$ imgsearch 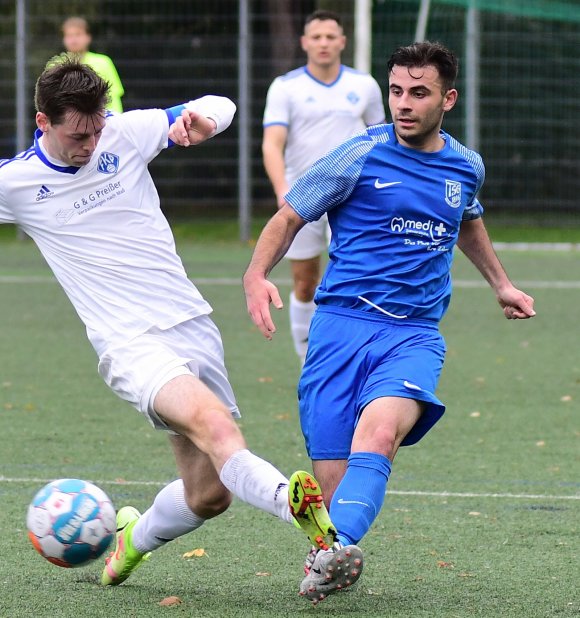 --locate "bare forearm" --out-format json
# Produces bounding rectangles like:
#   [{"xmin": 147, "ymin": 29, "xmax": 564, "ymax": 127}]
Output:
[
  {"xmin": 244, "ymin": 205, "xmax": 303, "ymax": 281},
  {"xmin": 457, "ymin": 218, "xmax": 511, "ymax": 292},
  {"xmin": 243, "ymin": 205, "xmax": 307, "ymax": 338},
  {"xmin": 262, "ymin": 146, "xmax": 288, "ymax": 202}
]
